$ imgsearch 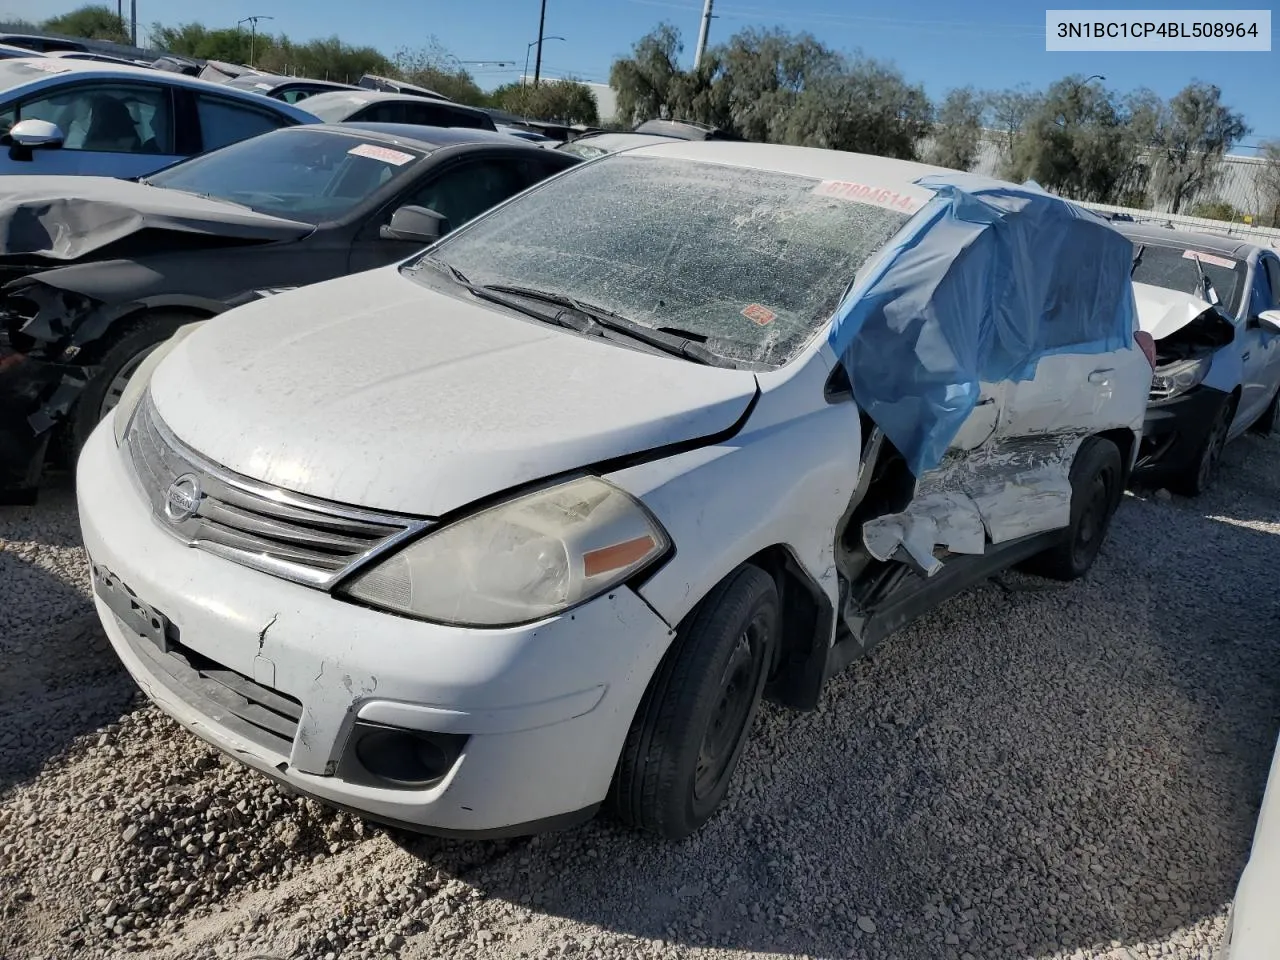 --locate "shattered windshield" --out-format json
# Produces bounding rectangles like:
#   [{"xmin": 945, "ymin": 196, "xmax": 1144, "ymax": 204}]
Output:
[
  {"xmin": 411, "ymin": 154, "xmax": 913, "ymax": 366},
  {"xmin": 1130, "ymin": 242, "xmax": 1247, "ymax": 317},
  {"xmin": 146, "ymin": 128, "xmax": 423, "ymax": 224}
]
